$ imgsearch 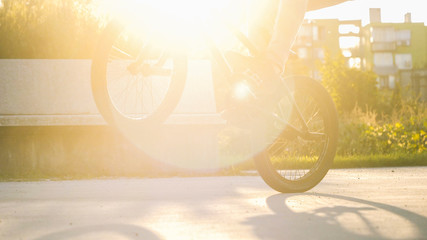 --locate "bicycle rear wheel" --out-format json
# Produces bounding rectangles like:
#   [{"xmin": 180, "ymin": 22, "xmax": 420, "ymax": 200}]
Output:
[
  {"xmin": 255, "ymin": 76, "xmax": 338, "ymax": 193},
  {"xmin": 91, "ymin": 20, "xmax": 187, "ymax": 127}
]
